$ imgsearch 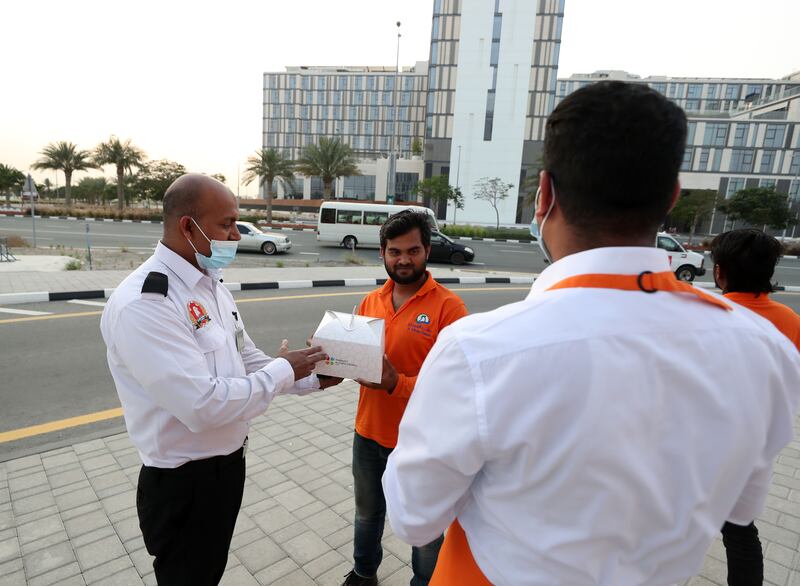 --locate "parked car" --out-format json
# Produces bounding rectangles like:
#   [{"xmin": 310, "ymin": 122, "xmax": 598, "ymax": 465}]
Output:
[
  {"xmin": 429, "ymin": 231, "xmax": 475, "ymax": 265},
  {"xmin": 656, "ymin": 232, "xmax": 706, "ymax": 281},
  {"xmin": 235, "ymin": 221, "xmax": 292, "ymax": 255}
]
